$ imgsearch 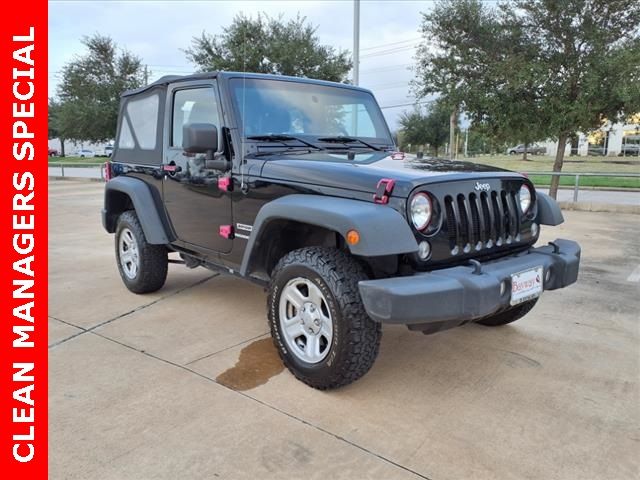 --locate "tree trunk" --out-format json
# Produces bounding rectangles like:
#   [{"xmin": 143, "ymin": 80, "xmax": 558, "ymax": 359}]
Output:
[
  {"xmin": 60, "ymin": 138, "xmax": 66, "ymax": 157},
  {"xmin": 549, "ymin": 133, "xmax": 568, "ymax": 199},
  {"xmin": 434, "ymin": 146, "xmax": 439, "ymax": 157},
  {"xmin": 449, "ymin": 107, "xmax": 457, "ymax": 160},
  {"xmin": 523, "ymin": 142, "xmax": 528, "ymax": 161}
]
